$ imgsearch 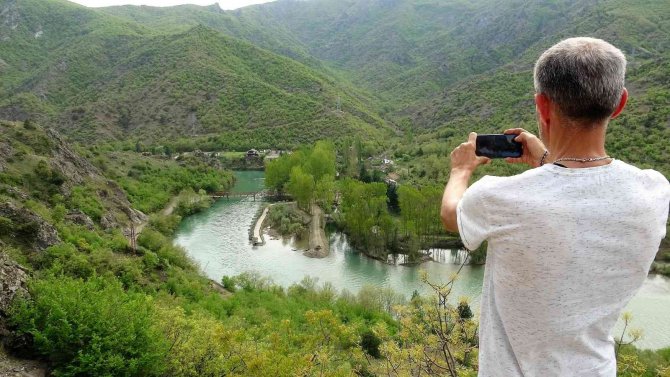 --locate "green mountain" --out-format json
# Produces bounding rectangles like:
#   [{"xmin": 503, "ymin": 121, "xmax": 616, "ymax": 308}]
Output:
[
  {"xmin": 0, "ymin": 0, "xmax": 393, "ymax": 148},
  {"xmin": 278, "ymin": 0, "xmax": 669, "ymax": 178},
  {"xmin": 1, "ymin": 0, "xmax": 669, "ymax": 174}
]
